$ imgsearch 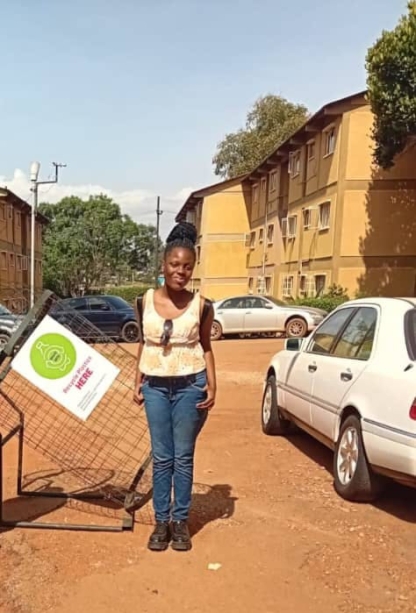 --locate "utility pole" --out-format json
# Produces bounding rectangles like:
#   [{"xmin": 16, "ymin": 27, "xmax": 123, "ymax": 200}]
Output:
[
  {"xmin": 29, "ymin": 161, "xmax": 66, "ymax": 308},
  {"xmin": 155, "ymin": 196, "xmax": 163, "ymax": 288}
]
